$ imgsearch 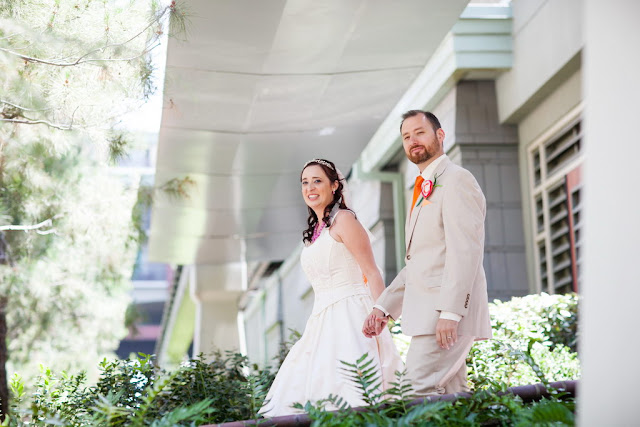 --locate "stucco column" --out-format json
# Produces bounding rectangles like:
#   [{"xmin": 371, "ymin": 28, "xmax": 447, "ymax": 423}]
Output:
[
  {"xmin": 191, "ymin": 264, "xmax": 244, "ymax": 356},
  {"xmin": 579, "ymin": 0, "xmax": 640, "ymax": 424},
  {"xmin": 192, "ymin": 294, "xmax": 242, "ymax": 356}
]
